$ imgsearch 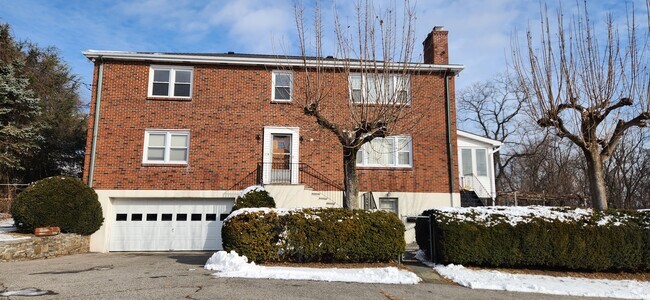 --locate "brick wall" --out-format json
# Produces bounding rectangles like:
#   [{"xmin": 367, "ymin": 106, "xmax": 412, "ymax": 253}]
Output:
[{"xmin": 83, "ymin": 60, "xmax": 458, "ymax": 194}]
